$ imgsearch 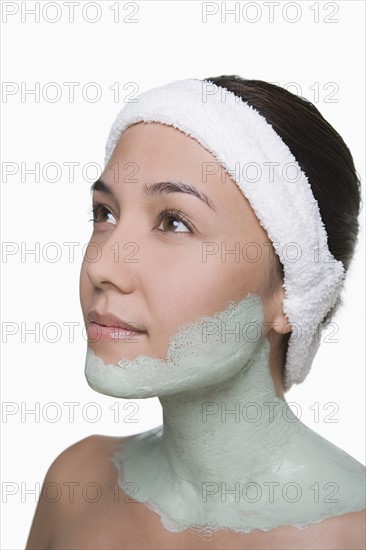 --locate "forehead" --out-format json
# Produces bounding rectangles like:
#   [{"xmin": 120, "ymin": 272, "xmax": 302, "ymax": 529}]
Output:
[
  {"xmin": 113, "ymin": 121, "xmax": 219, "ymax": 166},
  {"xmin": 108, "ymin": 122, "xmax": 230, "ymax": 194}
]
